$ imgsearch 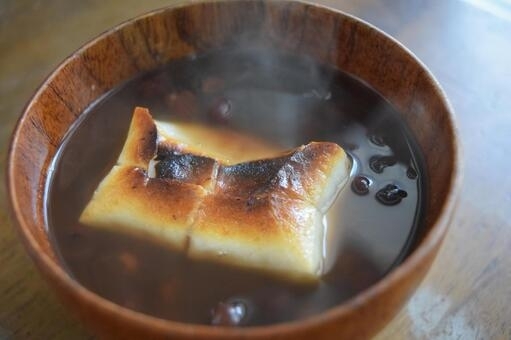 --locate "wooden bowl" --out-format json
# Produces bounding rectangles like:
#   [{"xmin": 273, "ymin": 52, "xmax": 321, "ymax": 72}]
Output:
[{"xmin": 6, "ymin": 1, "xmax": 461, "ymax": 339}]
